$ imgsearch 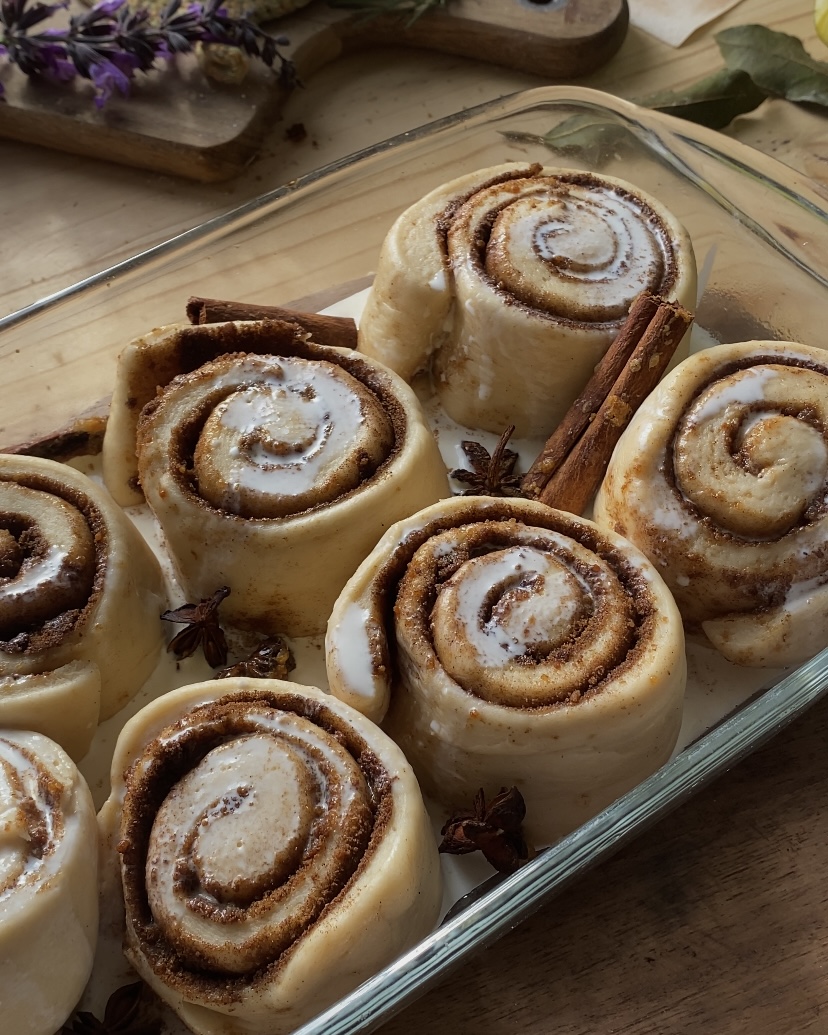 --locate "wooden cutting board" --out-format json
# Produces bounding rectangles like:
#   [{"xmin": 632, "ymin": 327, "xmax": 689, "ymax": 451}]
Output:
[{"xmin": 0, "ymin": 0, "xmax": 628, "ymax": 181}]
